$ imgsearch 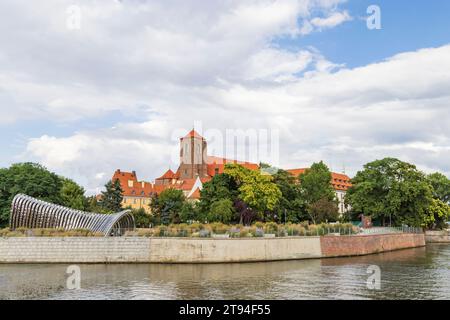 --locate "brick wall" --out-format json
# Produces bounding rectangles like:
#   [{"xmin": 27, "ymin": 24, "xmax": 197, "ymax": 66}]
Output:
[{"xmin": 320, "ymin": 233, "xmax": 426, "ymax": 258}]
